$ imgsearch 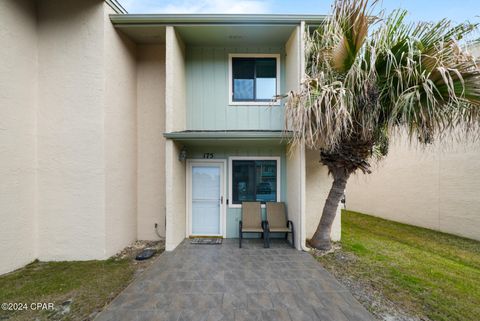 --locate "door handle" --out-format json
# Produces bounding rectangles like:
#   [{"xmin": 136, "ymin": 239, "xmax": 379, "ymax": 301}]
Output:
[{"xmin": 220, "ymin": 196, "xmax": 224, "ymax": 204}]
